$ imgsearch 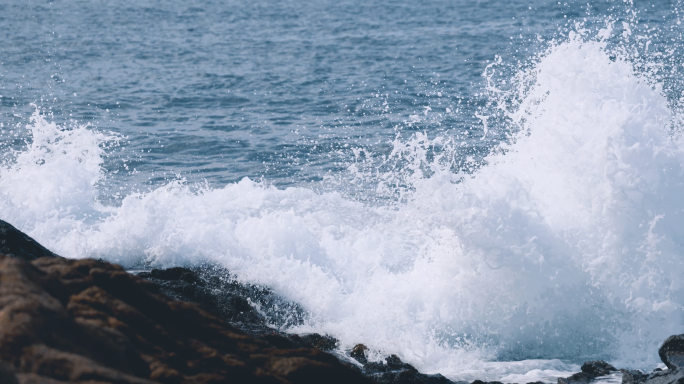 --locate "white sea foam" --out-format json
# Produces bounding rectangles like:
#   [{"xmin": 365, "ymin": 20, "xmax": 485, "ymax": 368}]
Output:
[{"xmin": 2, "ymin": 30, "xmax": 683, "ymax": 382}]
